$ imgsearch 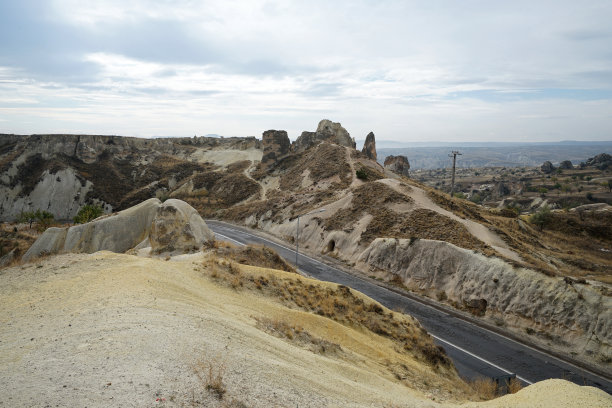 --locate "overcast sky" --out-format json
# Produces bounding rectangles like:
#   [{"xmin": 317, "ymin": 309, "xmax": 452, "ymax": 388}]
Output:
[{"xmin": 1, "ymin": 1, "xmax": 611, "ymax": 142}]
